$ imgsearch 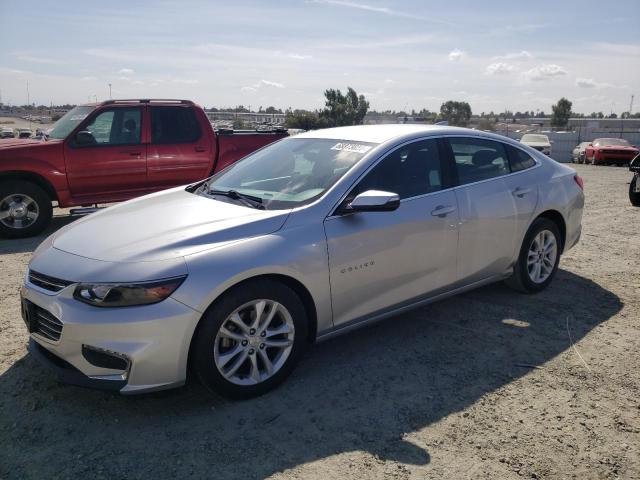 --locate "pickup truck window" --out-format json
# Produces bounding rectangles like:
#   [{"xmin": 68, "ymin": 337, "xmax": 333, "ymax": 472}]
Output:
[
  {"xmin": 80, "ymin": 108, "xmax": 142, "ymax": 146},
  {"xmin": 151, "ymin": 106, "xmax": 201, "ymax": 144},
  {"xmin": 200, "ymin": 138, "xmax": 377, "ymax": 210},
  {"xmin": 48, "ymin": 105, "xmax": 95, "ymax": 139}
]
